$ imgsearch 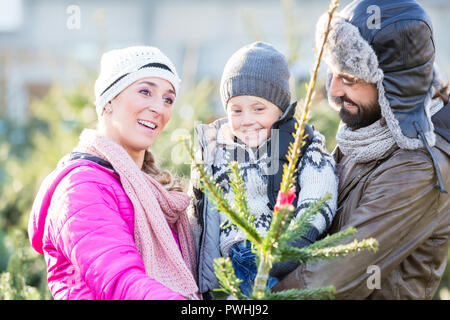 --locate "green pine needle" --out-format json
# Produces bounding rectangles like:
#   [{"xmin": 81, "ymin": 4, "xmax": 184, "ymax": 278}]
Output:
[
  {"xmin": 278, "ymin": 193, "xmax": 332, "ymax": 248},
  {"xmin": 229, "ymin": 161, "xmax": 256, "ymax": 227},
  {"xmin": 183, "ymin": 137, "xmax": 262, "ymax": 245},
  {"xmin": 213, "ymin": 257, "xmax": 247, "ymax": 300},
  {"xmin": 306, "ymin": 227, "xmax": 358, "ymax": 250},
  {"xmin": 265, "ymin": 286, "xmax": 336, "ymax": 300},
  {"xmin": 278, "ymin": 236, "xmax": 378, "ymax": 264},
  {"xmin": 309, "ymin": 238, "xmax": 379, "ymax": 260}
]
